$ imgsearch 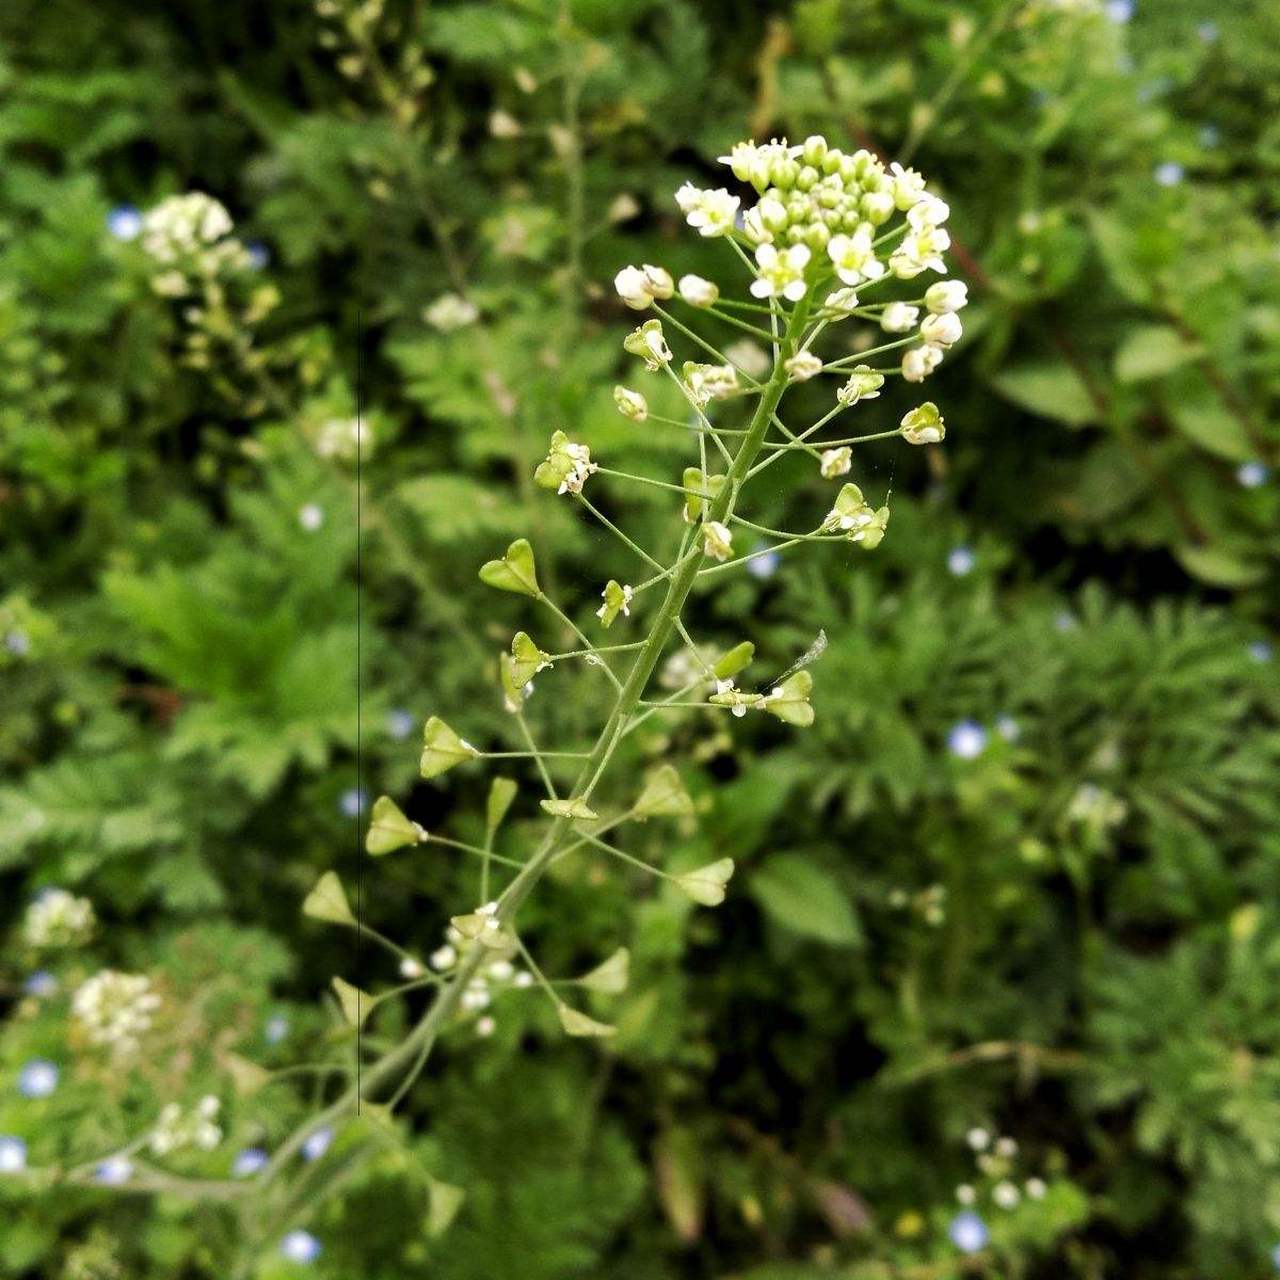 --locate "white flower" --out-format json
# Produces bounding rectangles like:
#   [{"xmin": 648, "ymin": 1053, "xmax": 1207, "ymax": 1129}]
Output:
[
  {"xmin": 674, "ymin": 184, "xmax": 740, "ymax": 237},
  {"xmin": 678, "ymin": 274, "xmax": 720, "ymax": 308},
  {"xmin": 891, "ymin": 226, "xmax": 951, "ymax": 278},
  {"xmin": 966, "ymin": 1127, "xmax": 991, "ymax": 1151},
  {"xmin": 614, "ymin": 265, "xmax": 654, "ymax": 310},
  {"xmin": 430, "ymin": 944, "xmax": 457, "ymax": 971},
  {"xmin": 1025, "ymin": 1178, "xmax": 1047, "ymax": 1200},
  {"xmin": 994, "ymin": 1136, "xmax": 1018, "ymax": 1158},
  {"xmin": 23, "ymin": 889, "xmax": 95, "ymax": 948},
  {"xmin": 827, "ymin": 227, "xmax": 884, "ymax": 286},
  {"xmin": 823, "ymin": 287, "xmax": 860, "ymax": 314},
  {"xmin": 425, "ymin": 292, "xmax": 479, "ymax": 331},
  {"xmin": 835, "ymin": 365, "xmax": 885, "ymax": 406},
  {"xmin": 475, "ymin": 1015, "xmax": 496, "ymax": 1037},
  {"xmin": 750, "ymin": 243, "xmax": 811, "ymax": 301},
  {"xmin": 900, "ymin": 402, "xmax": 946, "ymax": 445},
  {"xmin": 718, "ymin": 138, "xmax": 800, "ymax": 189},
  {"xmin": 993, "ymin": 1181, "xmax": 1021, "ymax": 1210},
  {"xmin": 956, "ymin": 1183, "xmax": 977, "ymax": 1205},
  {"xmin": 902, "ymin": 343, "xmax": 944, "ymax": 383},
  {"xmin": 920, "ymin": 311, "xmax": 963, "ymax": 347},
  {"xmin": 141, "ymin": 193, "xmax": 235, "ymax": 263},
  {"xmin": 925, "ymin": 280, "xmax": 969, "ymax": 313},
  {"xmin": 740, "ymin": 205, "xmax": 772, "ymax": 245},
  {"xmin": 613, "ymin": 386, "xmax": 648, "ymax": 421},
  {"xmin": 461, "ymin": 981, "xmax": 490, "ymax": 1012},
  {"xmin": 702, "ymin": 521, "xmax": 734, "ymax": 561},
  {"xmin": 908, "ymin": 195, "xmax": 950, "ymax": 229},
  {"xmin": 298, "ymin": 503, "xmax": 324, "ymax": 531},
  {"xmin": 399, "ymin": 957, "xmax": 425, "ymax": 979},
  {"xmin": 785, "ymin": 352, "xmax": 823, "ymax": 382},
  {"xmin": 889, "ymin": 162, "xmax": 927, "ymax": 210},
  {"xmin": 820, "ymin": 447, "xmax": 852, "ymax": 478},
  {"xmin": 881, "ymin": 302, "xmax": 920, "ymax": 333}
]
